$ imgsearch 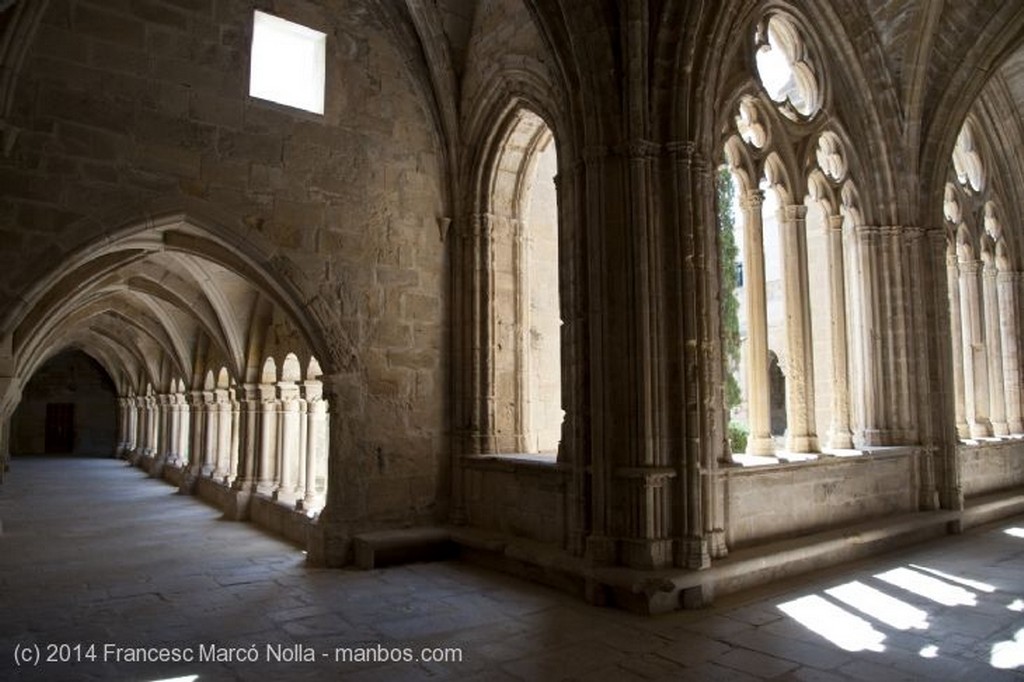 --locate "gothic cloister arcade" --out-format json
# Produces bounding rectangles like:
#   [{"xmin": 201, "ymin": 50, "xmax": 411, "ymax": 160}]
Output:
[{"xmin": 3, "ymin": 0, "xmax": 1024, "ymax": 631}]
